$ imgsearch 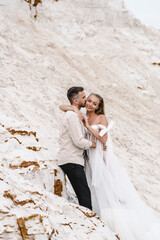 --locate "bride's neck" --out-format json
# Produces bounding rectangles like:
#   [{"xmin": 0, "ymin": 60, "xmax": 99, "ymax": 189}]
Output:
[{"xmin": 87, "ymin": 111, "xmax": 96, "ymax": 118}]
